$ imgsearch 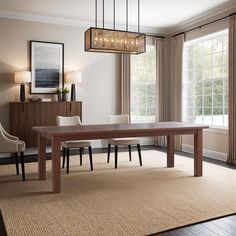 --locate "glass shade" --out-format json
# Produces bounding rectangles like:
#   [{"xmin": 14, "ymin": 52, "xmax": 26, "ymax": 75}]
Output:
[
  {"xmin": 85, "ymin": 27, "xmax": 146, "ymax": 54},
  {"xmin": 14, "ymin": 71, "xmax": 31, "ymax": 84}
]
